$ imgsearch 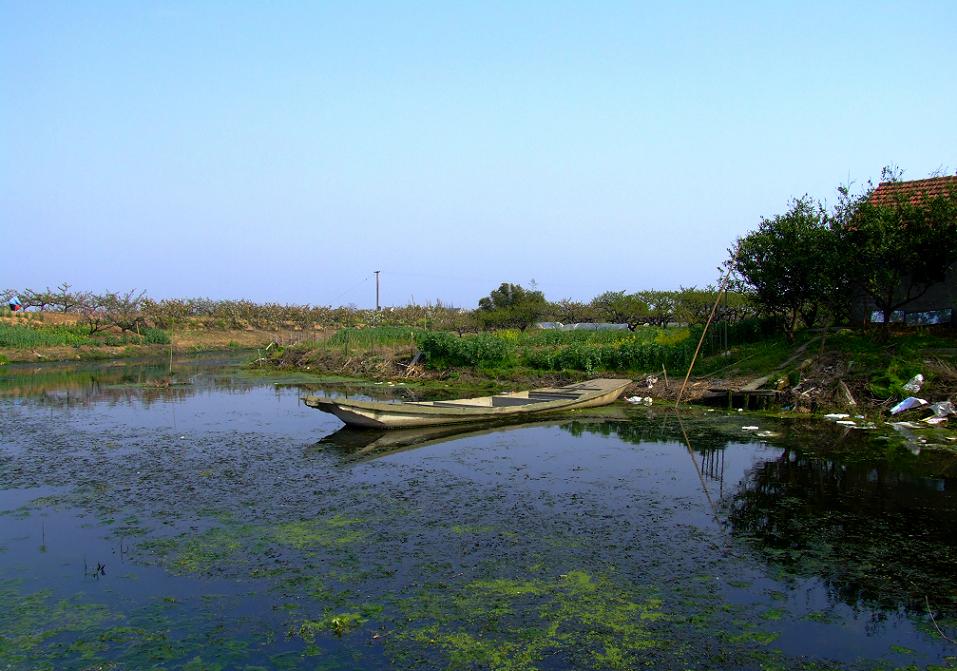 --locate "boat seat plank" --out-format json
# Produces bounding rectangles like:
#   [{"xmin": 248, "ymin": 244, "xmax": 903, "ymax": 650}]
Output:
[{"xmin": 491, "ymin": 397, "xmax": 547, "ymax": 407}]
